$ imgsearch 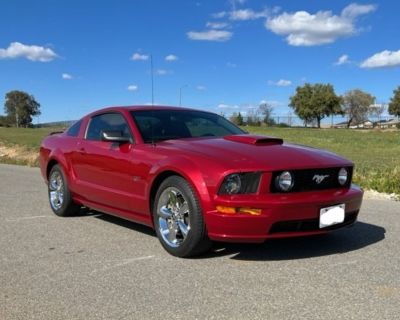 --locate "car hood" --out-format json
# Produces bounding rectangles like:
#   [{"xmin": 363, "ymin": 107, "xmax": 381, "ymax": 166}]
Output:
[{"xmin": 155, "ymin": 135, "xmax": 352, "ymax": 171}]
